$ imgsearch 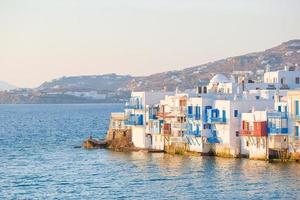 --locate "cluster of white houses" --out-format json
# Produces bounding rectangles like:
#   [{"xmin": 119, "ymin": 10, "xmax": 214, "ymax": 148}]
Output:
[{"xmin": 108, "ymin": 66, "xmax": 300, "ymax": 160}]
